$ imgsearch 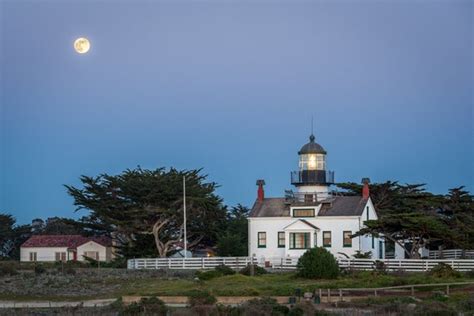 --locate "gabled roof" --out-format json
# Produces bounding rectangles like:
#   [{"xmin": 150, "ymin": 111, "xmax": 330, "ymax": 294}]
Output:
[
  {"xmin": 21, "ymin": 235, "xmax": 112, "ymax": 248},
  {"xmin": 318, "ymin": 196, "xmax": 368, "ymax": 216},
  {"xmin": 250, "ymin": 196, "xmax": 368, "ymax": 217},
  {"xmin": 283, "ymin": 219, "xmax": 319, "ymax": 230}
]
